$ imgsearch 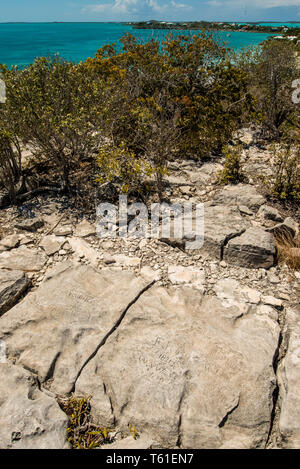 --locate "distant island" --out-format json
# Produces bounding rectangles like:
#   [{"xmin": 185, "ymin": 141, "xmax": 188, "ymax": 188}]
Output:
[{"xmin": 130, "ymin": 20, "xmax": 300, "ymax": 36}]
